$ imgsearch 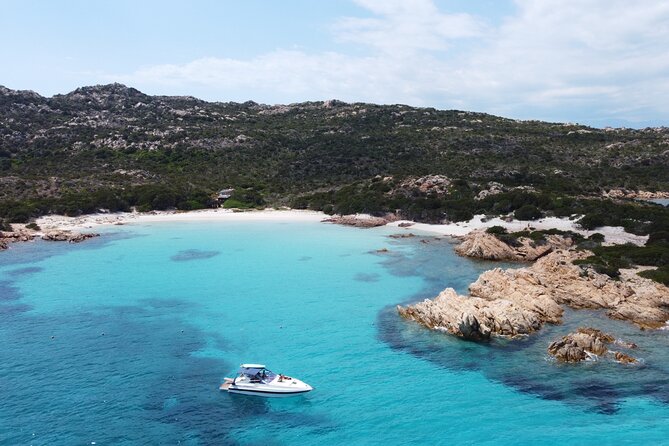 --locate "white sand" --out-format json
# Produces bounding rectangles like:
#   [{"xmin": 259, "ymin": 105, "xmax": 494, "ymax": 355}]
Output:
[
  {"xmin": 35, "ymin": 209, "xmax": 327, "ymax": 231},
  {"xmin": 387, "ymin": 214, "xmax": 648, "ymax": 246},
  {"xmin": 36, "ymin": 209, "xmax": 648, "ymax": 246}
]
